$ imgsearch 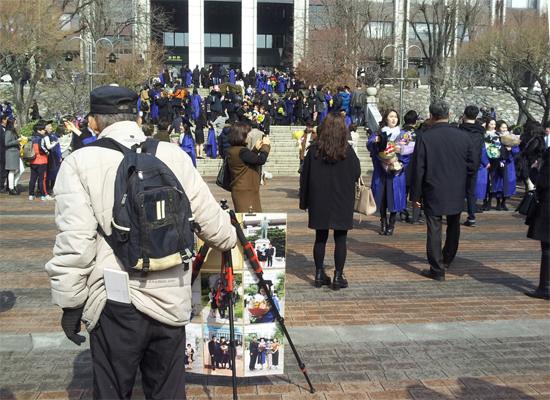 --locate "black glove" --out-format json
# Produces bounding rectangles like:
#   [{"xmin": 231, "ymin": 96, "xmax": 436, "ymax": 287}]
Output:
[{"xmin": 61, "ymin": 306, "xmax": 86, "ymax": 346}]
